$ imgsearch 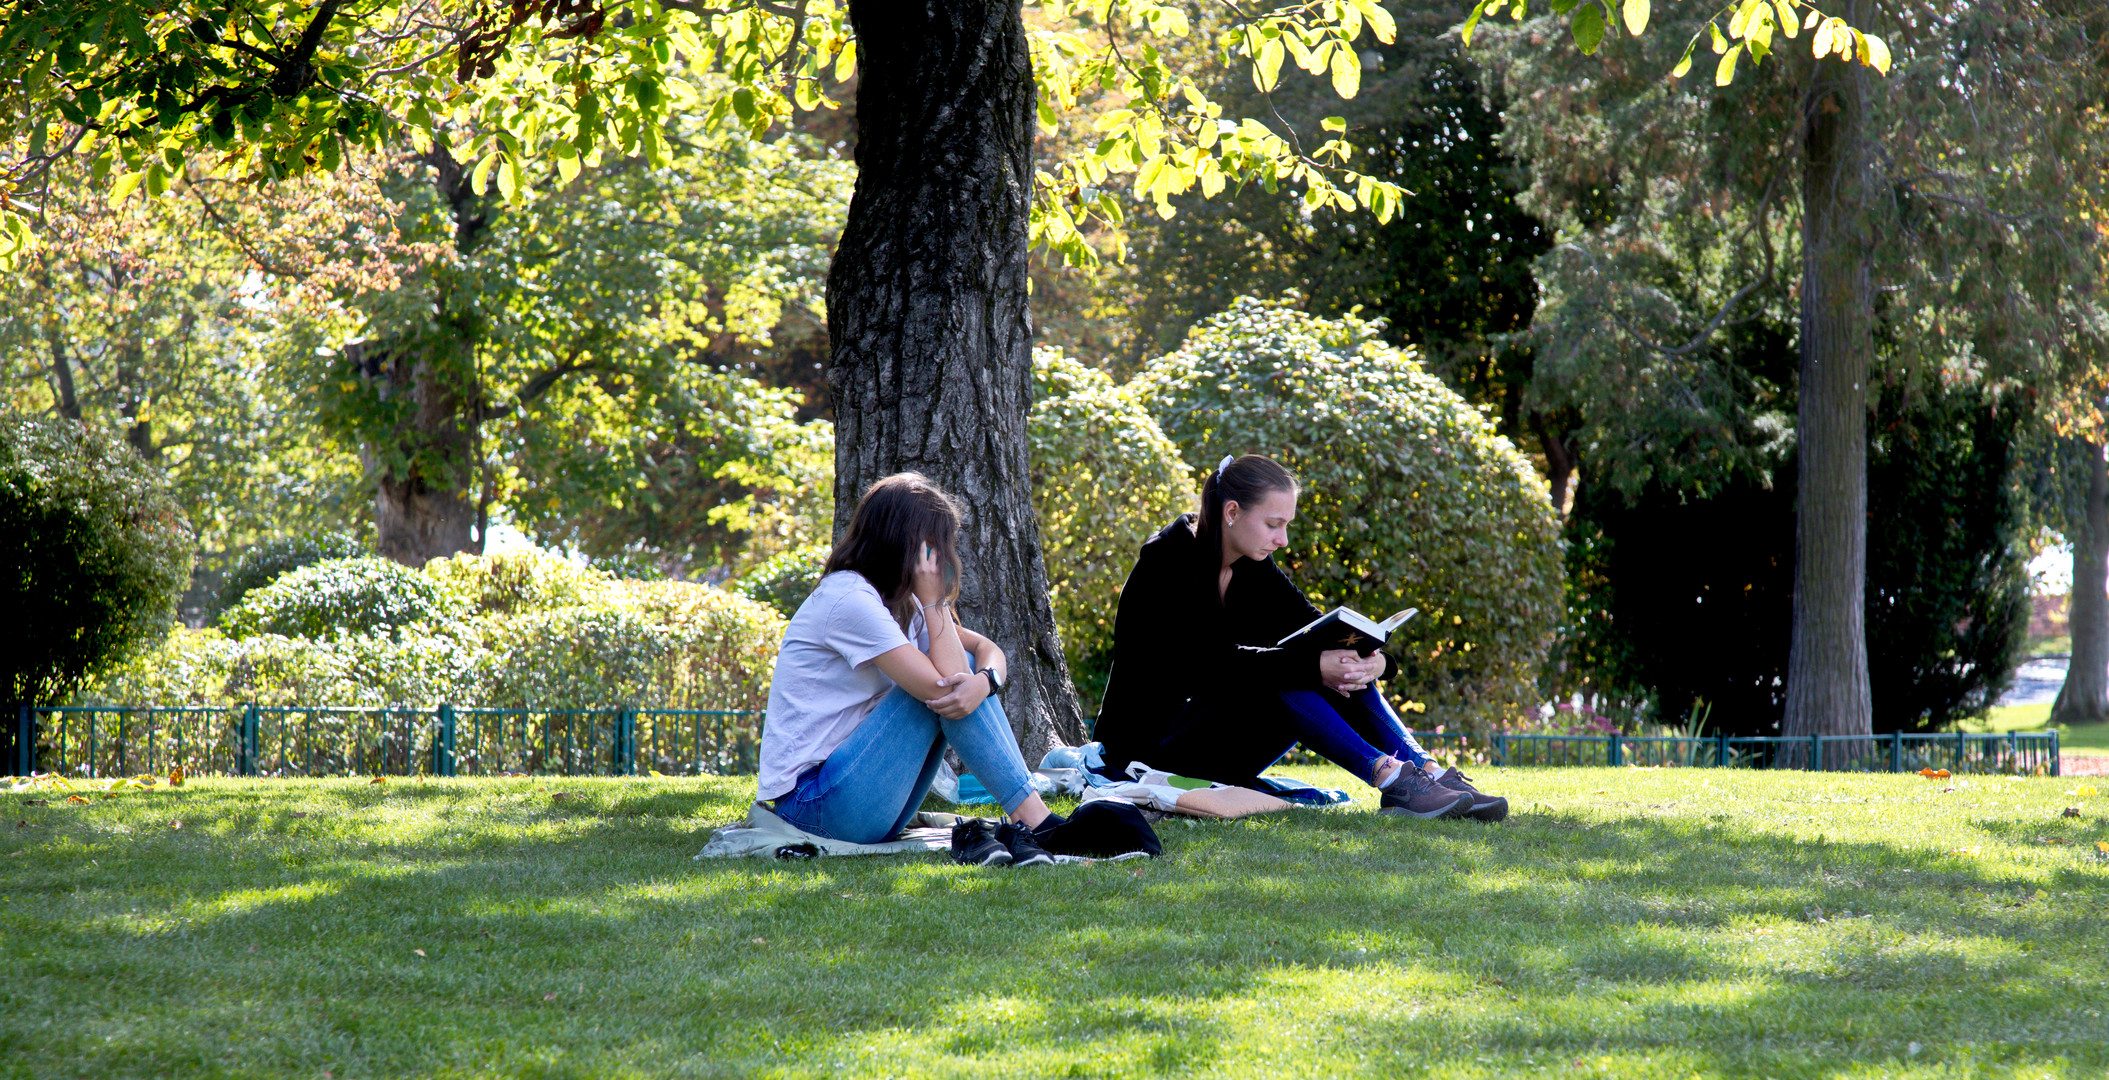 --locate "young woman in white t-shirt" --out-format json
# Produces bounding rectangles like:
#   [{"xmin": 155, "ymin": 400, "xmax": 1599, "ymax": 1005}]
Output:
[{"xmin": 756, "ymin": 473, "xmax": 1057, "ymax": 860}]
